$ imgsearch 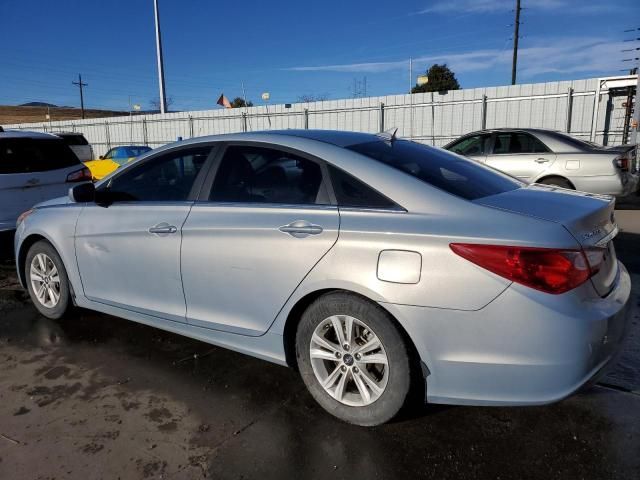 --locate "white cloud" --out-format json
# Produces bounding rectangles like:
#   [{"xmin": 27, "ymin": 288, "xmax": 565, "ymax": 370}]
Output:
[
  {"xmin": 285, "ymin": 38, "xmax": 626, "ymax": 79},
  {"xmin": 415, "ymin": 0, "xmax": 605, "ymax": 15}
]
